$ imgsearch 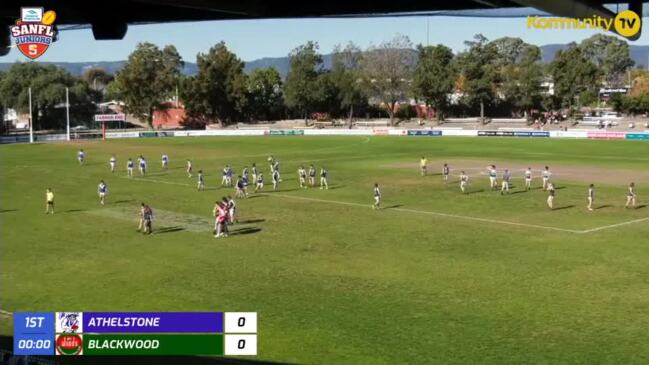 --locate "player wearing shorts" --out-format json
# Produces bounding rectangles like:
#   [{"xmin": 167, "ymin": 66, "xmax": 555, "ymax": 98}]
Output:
[
  {"xmin": 138, "ymin": 203, "xmax": 146, "ymax": 232},
  {"xmin": 226, "ymin": 166, "xmax": 234, "ymax": 187},
  {"xmin": 372, "ymin": 183, "xmax": 381, "ymax": 209},
  {"xmin": 255, "ymin": 172, "xmax": 264, "ymax": 192},
  {"xmin": 625, "ymin": 182, "xmax": 637, "ymax": 208},
  {"xmin": 501, "ymin": 169, "xmax": 511, "ymax": 194},
  {"xmin": 97, "ymin": 180, "xmax": 108, "ymax": 205},
  {"xmin": 442, "ymin": 163, "xmax": 449, "ymax": 184},
  {"xmin": 420, "ymin": 157, "xmax": 427, "ymax": 176},
  {"xmin": 308, "ymin": 165, "xmax": 316, "ymax": 187},
  {"xmin": 45, "ymin": 188, "xmax": 54, "ymax": 214},
  {"xmin": 547, "ymin": 183, "xmax": 555, "ymax": 209},
  {"xmin": 542, "ymin": 166, "xmax": 551, "ymax": 190},
  {"xmin": 138, "ymin": 156, "xmax": 147, "ymax": 176},
  {"xmin": 320, "ymin": 167, "xmax": 329, "ymax": 190},
  {"xmin": 109, "ymin": 155, "xmax": 116, "ymax": 173},
  {"xmin": 77, "ymin": 149, "xmax": 85, "ymax": 165},
  {"xmin": 221, "ymin": 166, "xmax": 229, "ymax": 186},
  {"xmin": 214, "ymin": 201, "xmax": 228, "ymax": 238},
  {"xmin": 488, "ymin": 165, "xmax": 497, "ymax": 190},
  {"xmin": 161, "ymin": 154, "xmax": 169, "ymax": 169},
  {"xmin": 524, "ymin": 167, "xmax": 532, "ymax": 190},
  {"xmin": 298, "ymin": 166, "xmax": 307, "ymax": 188},
  {"xmin": 235, "ymin": 176, "xmax": 247, "ymax": 198},
  {"xmin": 186, "ymin": 159, "xmax": 193, "ymax": 178},
  {"xmin": 272, "ymin": 169, "xmax": 280, "ymax": 190},
  {"xmin": 460, "ymin": 171, "xmax": 469, "ymax": 193},
  {"xmin": 273, "ymin": 160, "xmax": 281, "ymax": 182},
  {"xmin": 242, "ymin": 166, "xmax": 249, "ymax": 181},
  {"xmin": 197, "ymin": 170, "xmax": 205, "ymax": 191},
  {"xmin": 142, "ymin": 204, "xmax": 153, "ymax": 234},
  {"xmin": 251, "ymin": 163, "xmax": 258, "ymax": 184},
  {"xmin": 227, "ymin": 196, "xmax": 236, "ymax": 224},
  {"xmin": 126, "ymin": 158, "xmax": 134, "ymax": 177},
  {"xmin": 587, "ymin": 184, "xmax": 594, "ymax": 211}
]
